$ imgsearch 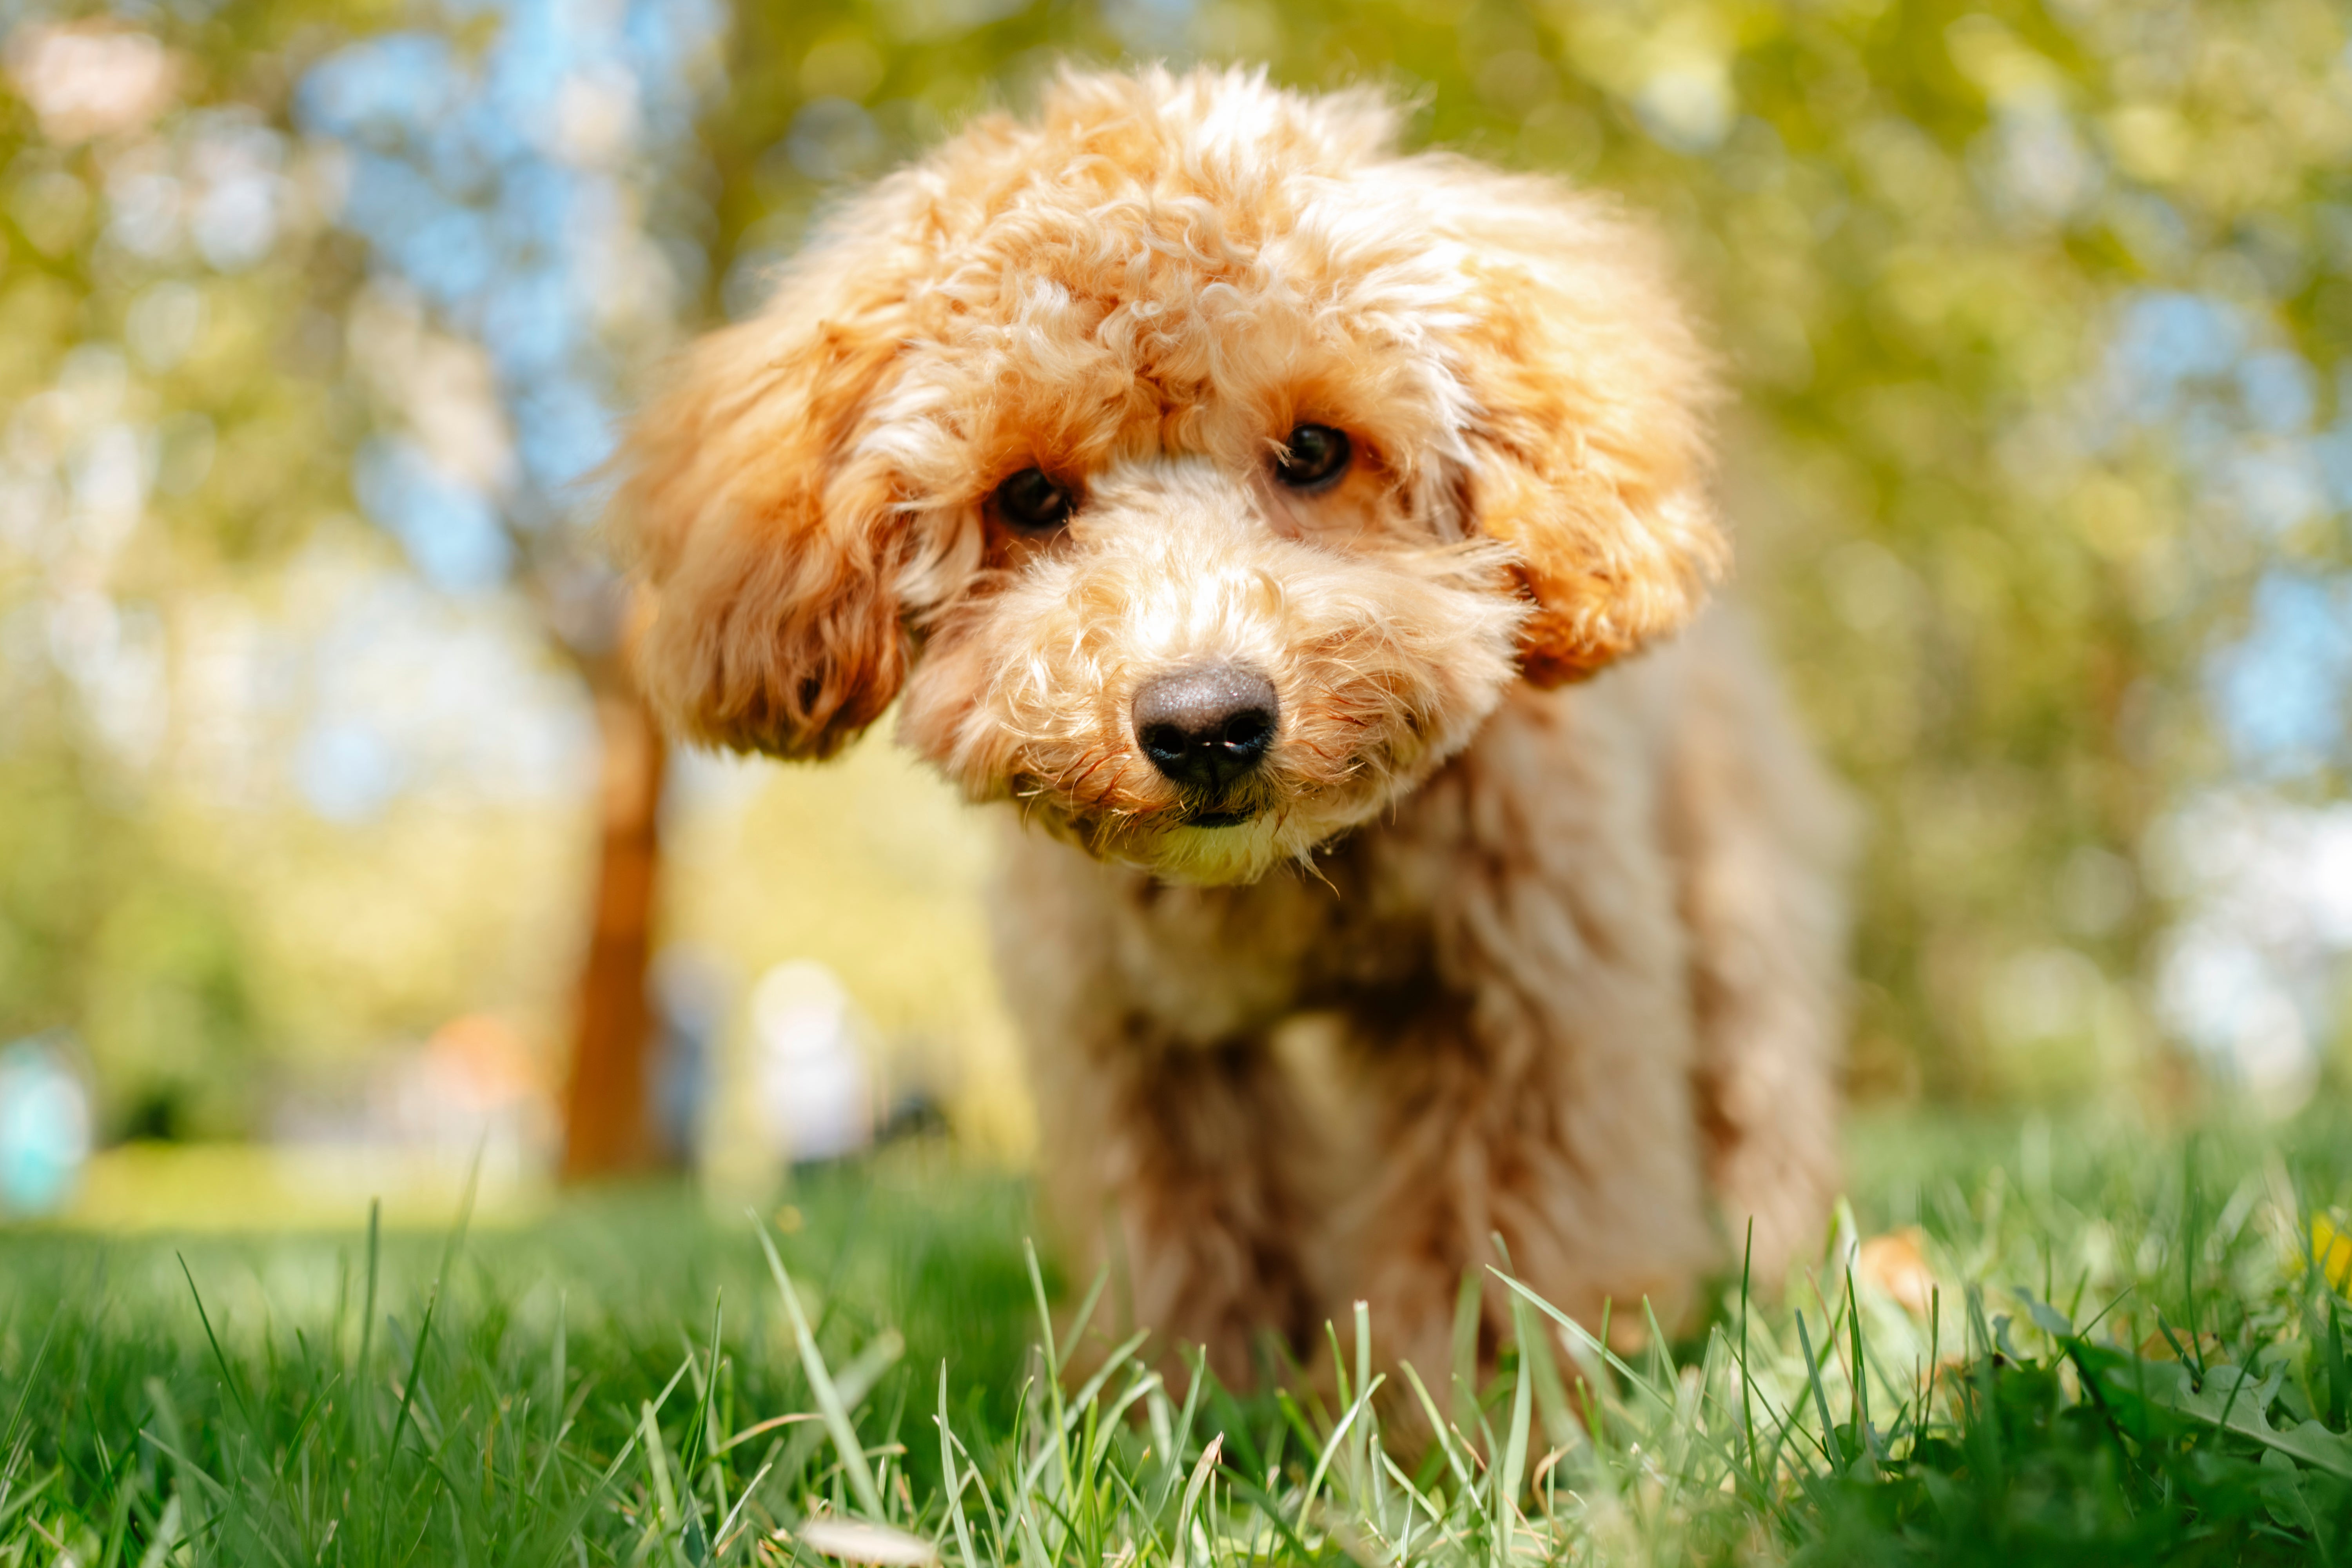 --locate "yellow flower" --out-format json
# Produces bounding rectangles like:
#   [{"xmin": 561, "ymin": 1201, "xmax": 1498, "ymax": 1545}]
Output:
[{"xmin": 2309, "ymin": 1213, "xmax": 2352, "ymax": 1295}]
